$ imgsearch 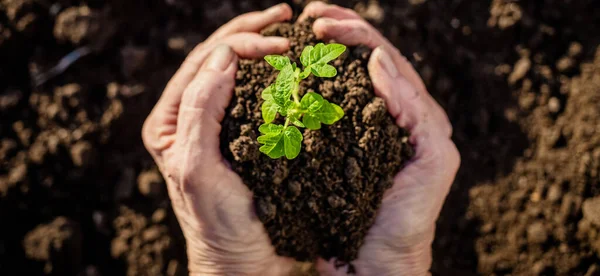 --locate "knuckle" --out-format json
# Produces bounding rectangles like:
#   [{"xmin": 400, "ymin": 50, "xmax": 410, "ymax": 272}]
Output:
[{"xmin": 447, "ymin": 141, "xmax": 461, "ymax": 174}]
